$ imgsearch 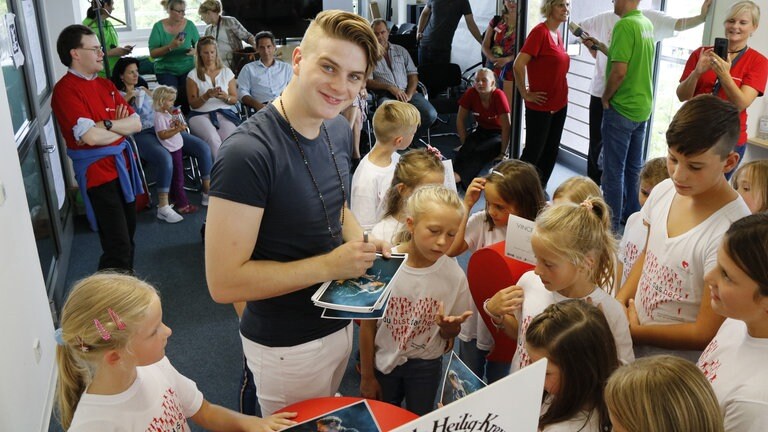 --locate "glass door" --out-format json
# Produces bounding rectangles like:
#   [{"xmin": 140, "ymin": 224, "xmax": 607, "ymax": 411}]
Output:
[{"xmin": 3, "ymin": 0, "xmax": 70, "ymax": 300}]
